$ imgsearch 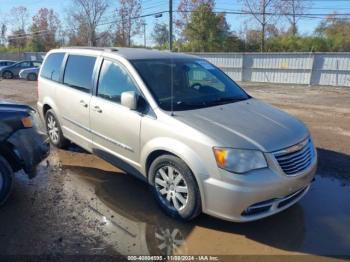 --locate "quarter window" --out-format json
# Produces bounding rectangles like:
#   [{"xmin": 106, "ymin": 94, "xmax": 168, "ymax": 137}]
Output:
[
  {"xmin": 97, "ymin": 60, "xmax": 139, "ymax": 103},
  {"xmin": 63, "ymin": 55, "xmax": 96, "ymax": 92},
  {"xmin": 40, "ymin": 53, "xmax": 65, "ymax": 82}
]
